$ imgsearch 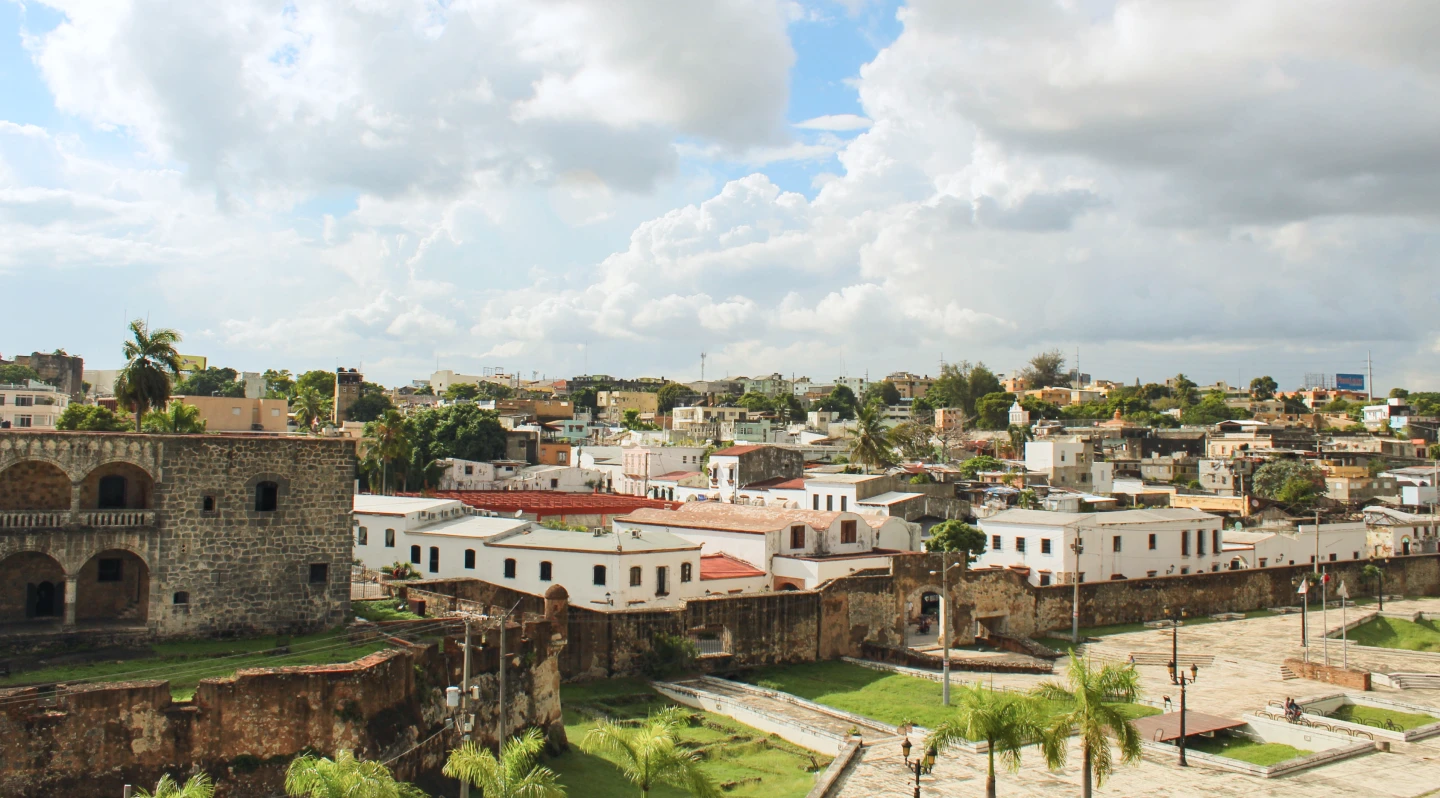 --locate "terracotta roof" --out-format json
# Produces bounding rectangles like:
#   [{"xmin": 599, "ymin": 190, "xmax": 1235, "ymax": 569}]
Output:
[
  {"xmin": 711, "ymin": 445, "xmax": 765, "ymax": 456},
  {"xmin": 617, "ymin": 502, "xmax": 891, "ymax": 535},
  {"xmin": 412, "ymin": 490, "xmax": 680, "ymax": 516},
  {"xmin": 699, "ymin": 552, "xmax": 767, "ymax": 580},
  {"xmin": 743, "ymin": 476, "xmax": 806, "ymax": 490},
  {"xmin": 652, "ymin": 470, "xmax": 700, "ymax": 481}
]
